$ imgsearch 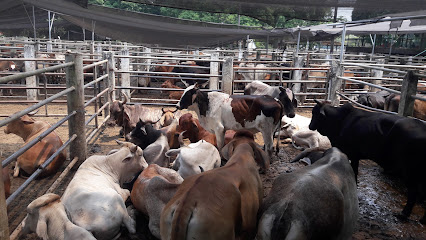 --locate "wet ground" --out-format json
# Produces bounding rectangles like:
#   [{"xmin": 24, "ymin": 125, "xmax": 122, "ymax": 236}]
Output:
[{"xmin": 1, "ymin": 104, "xmax": 425, "ymax": 239}]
